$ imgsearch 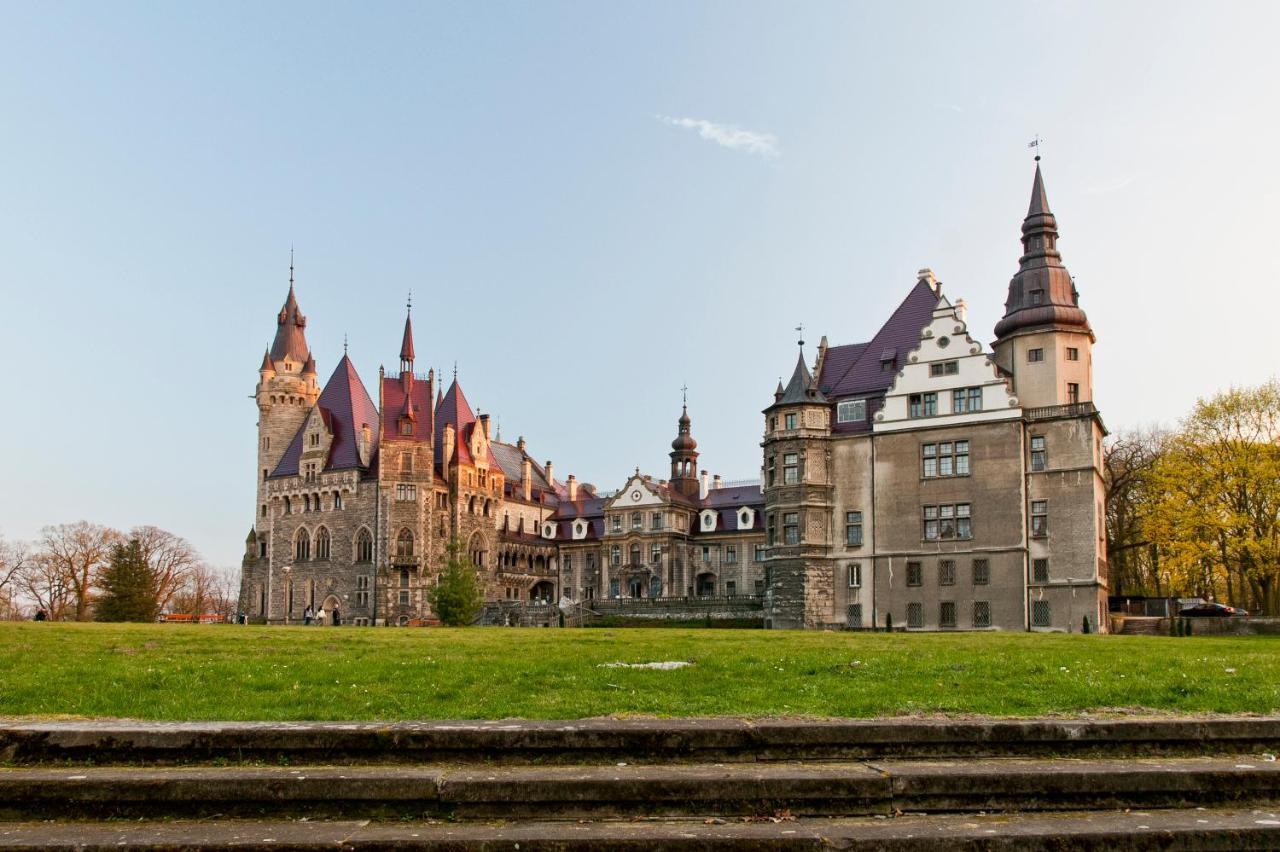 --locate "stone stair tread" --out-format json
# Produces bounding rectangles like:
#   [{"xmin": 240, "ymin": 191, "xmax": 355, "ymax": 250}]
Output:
[{"xmin": 2, "ymin": 808, "xmax": 1280, "ymax": 849}]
